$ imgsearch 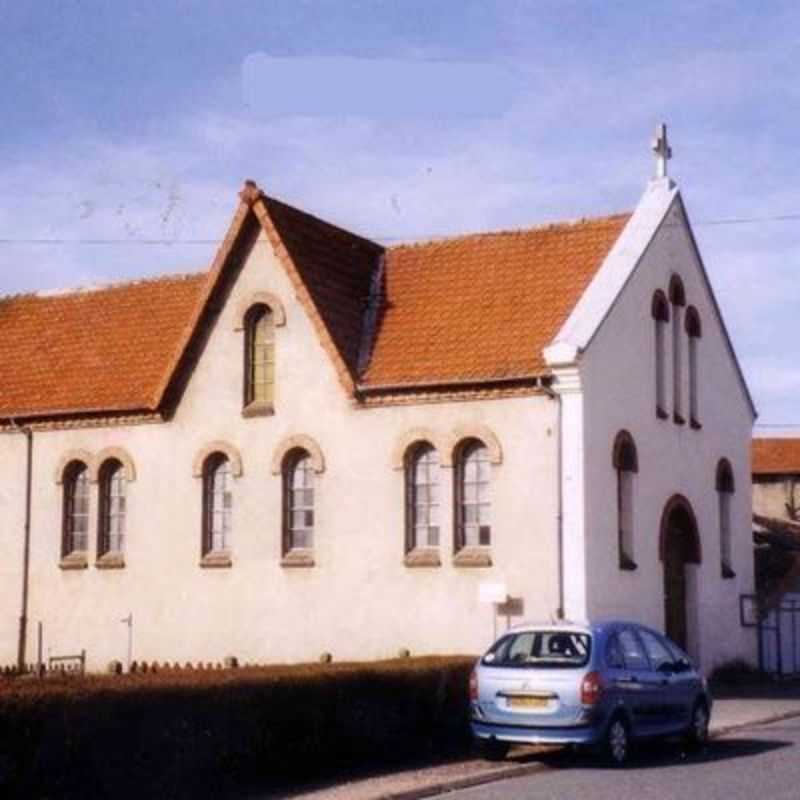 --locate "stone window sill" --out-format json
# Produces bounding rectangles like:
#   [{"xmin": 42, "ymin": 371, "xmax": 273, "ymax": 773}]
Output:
[
  {"xmin": 656, "ymin": 406, "xmax": 669, "ymax": 421},
  {"xmin": 690, "ymin": 417, "xmax": 702, "ymax": 431},
  {"xmin": 96, "ymin": 552, "xmax": 125, "ymax": 570},
  {"xmin": 281, "ymin": 549, "xmax": 315, "ymax": 568},
  {"xmin": 404, "ymin": 548, "xmax": 441, "ymax": 568},
  {"xmin": 673, "ymin": 412, "xmax": 686, "ymax": 426},
  {"xmin": 59, "ymin": 552, "xmax": 88, "ymax": 570},
  {"xmin": 453, "ymin": 547, "xmax": 492, "ymax": 568},
  {"xmin": 242, "ymin": 401, "xmax": 274, "ymax": 419},
  {"xmin": 200, "ymin": 551, "xmax": 232, "ymax": 569}
]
